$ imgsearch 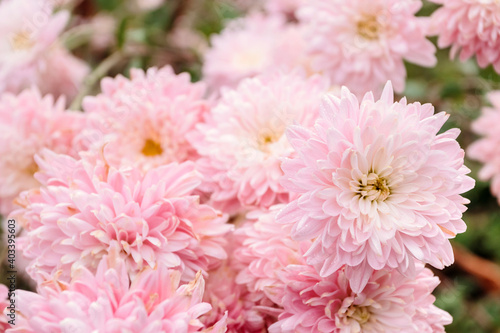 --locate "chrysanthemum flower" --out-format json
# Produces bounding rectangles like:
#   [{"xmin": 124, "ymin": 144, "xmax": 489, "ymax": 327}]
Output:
[
  {"xmin": 297, "ymin": 0, "xmax": 436, "ymax": 96},
  {"xmin": 234, "ymin": 206, "xmax": 309, "ymax": 296},
  {"xmin": 430, "ymin": 0, "xmax": 500, "ymax": 73},
  {"xmin": 202, "ymin": 14, "xmax": 309, "ymax": 92},
  {"xmin": 278, "ymin": 82, "xmax": 474, "ymax": 292},
  {"xmin": 9, "ymin": 254, "xmax": 227, "ymax": 332},
  {"xmin": 81, "ymin": 66, "xmax": 208, "ymax": 173},
  {"xmin": 266, "ymin": 263, "xmax": 452, "ymax": 332},
  {"xmin": 0, "ymin": 89, "xmax": 84, "ymax": 216},
  {"xmin": 0, "ymin": 0, "xmax": 75, "ymax": 96},
  {"xmin": 188, "ymin": 71, "xmax": 329, "ymax": 213},
  {"xmin": 201, "ymin": 254, "xmax": 277, "ymax": 333},
  {"xmin": 468, "ymin": 91, "xmax": 500, "ymax": 201},
  {"xmin": 12, "ymin": 150, "xmax": 231, "ymax": 283}
]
